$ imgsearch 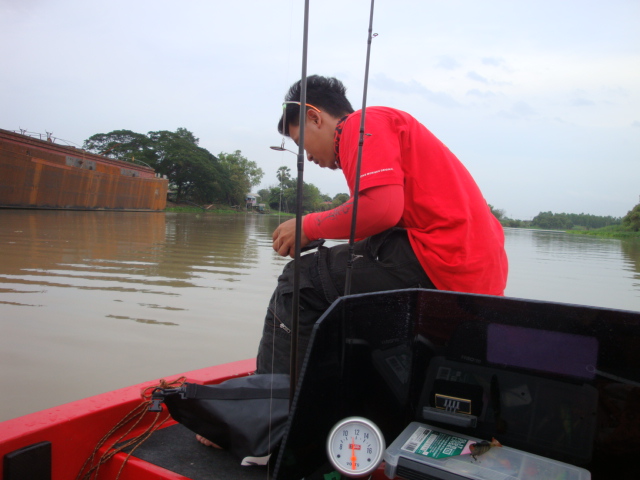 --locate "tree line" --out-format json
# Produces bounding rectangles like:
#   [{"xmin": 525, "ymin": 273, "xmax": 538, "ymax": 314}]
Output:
[
  {"xmin": 83, "ymin": 128, "xmax": 264, "ymax": 205},
  {"xmin": 256, "ymin": 166, "xmax": 349, "ymax": 214},
  {"xmin": 84, "ymin": 128, "xmax": 640, "ymax": 231},
  {"xmin": 531, "ymin": 211, "xmax": 622, "ymax": 230},
  {"xmin": 490, "ymin": 205, "xmax": 640, "ymax": 232},
  {"xmin": 84, "ymin": 127, "xmax": 345, "ymax": 210}
]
